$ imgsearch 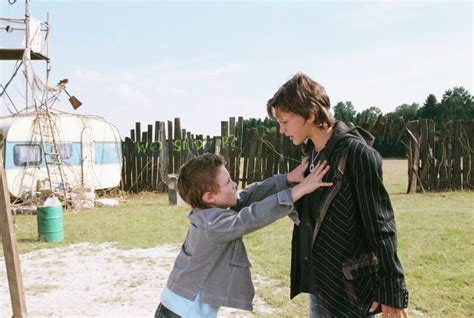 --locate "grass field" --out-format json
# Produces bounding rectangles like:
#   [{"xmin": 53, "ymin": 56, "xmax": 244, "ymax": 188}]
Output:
[{"xmin": 3, "ymin": 159, "xmax": 474, "ymax": 317}]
